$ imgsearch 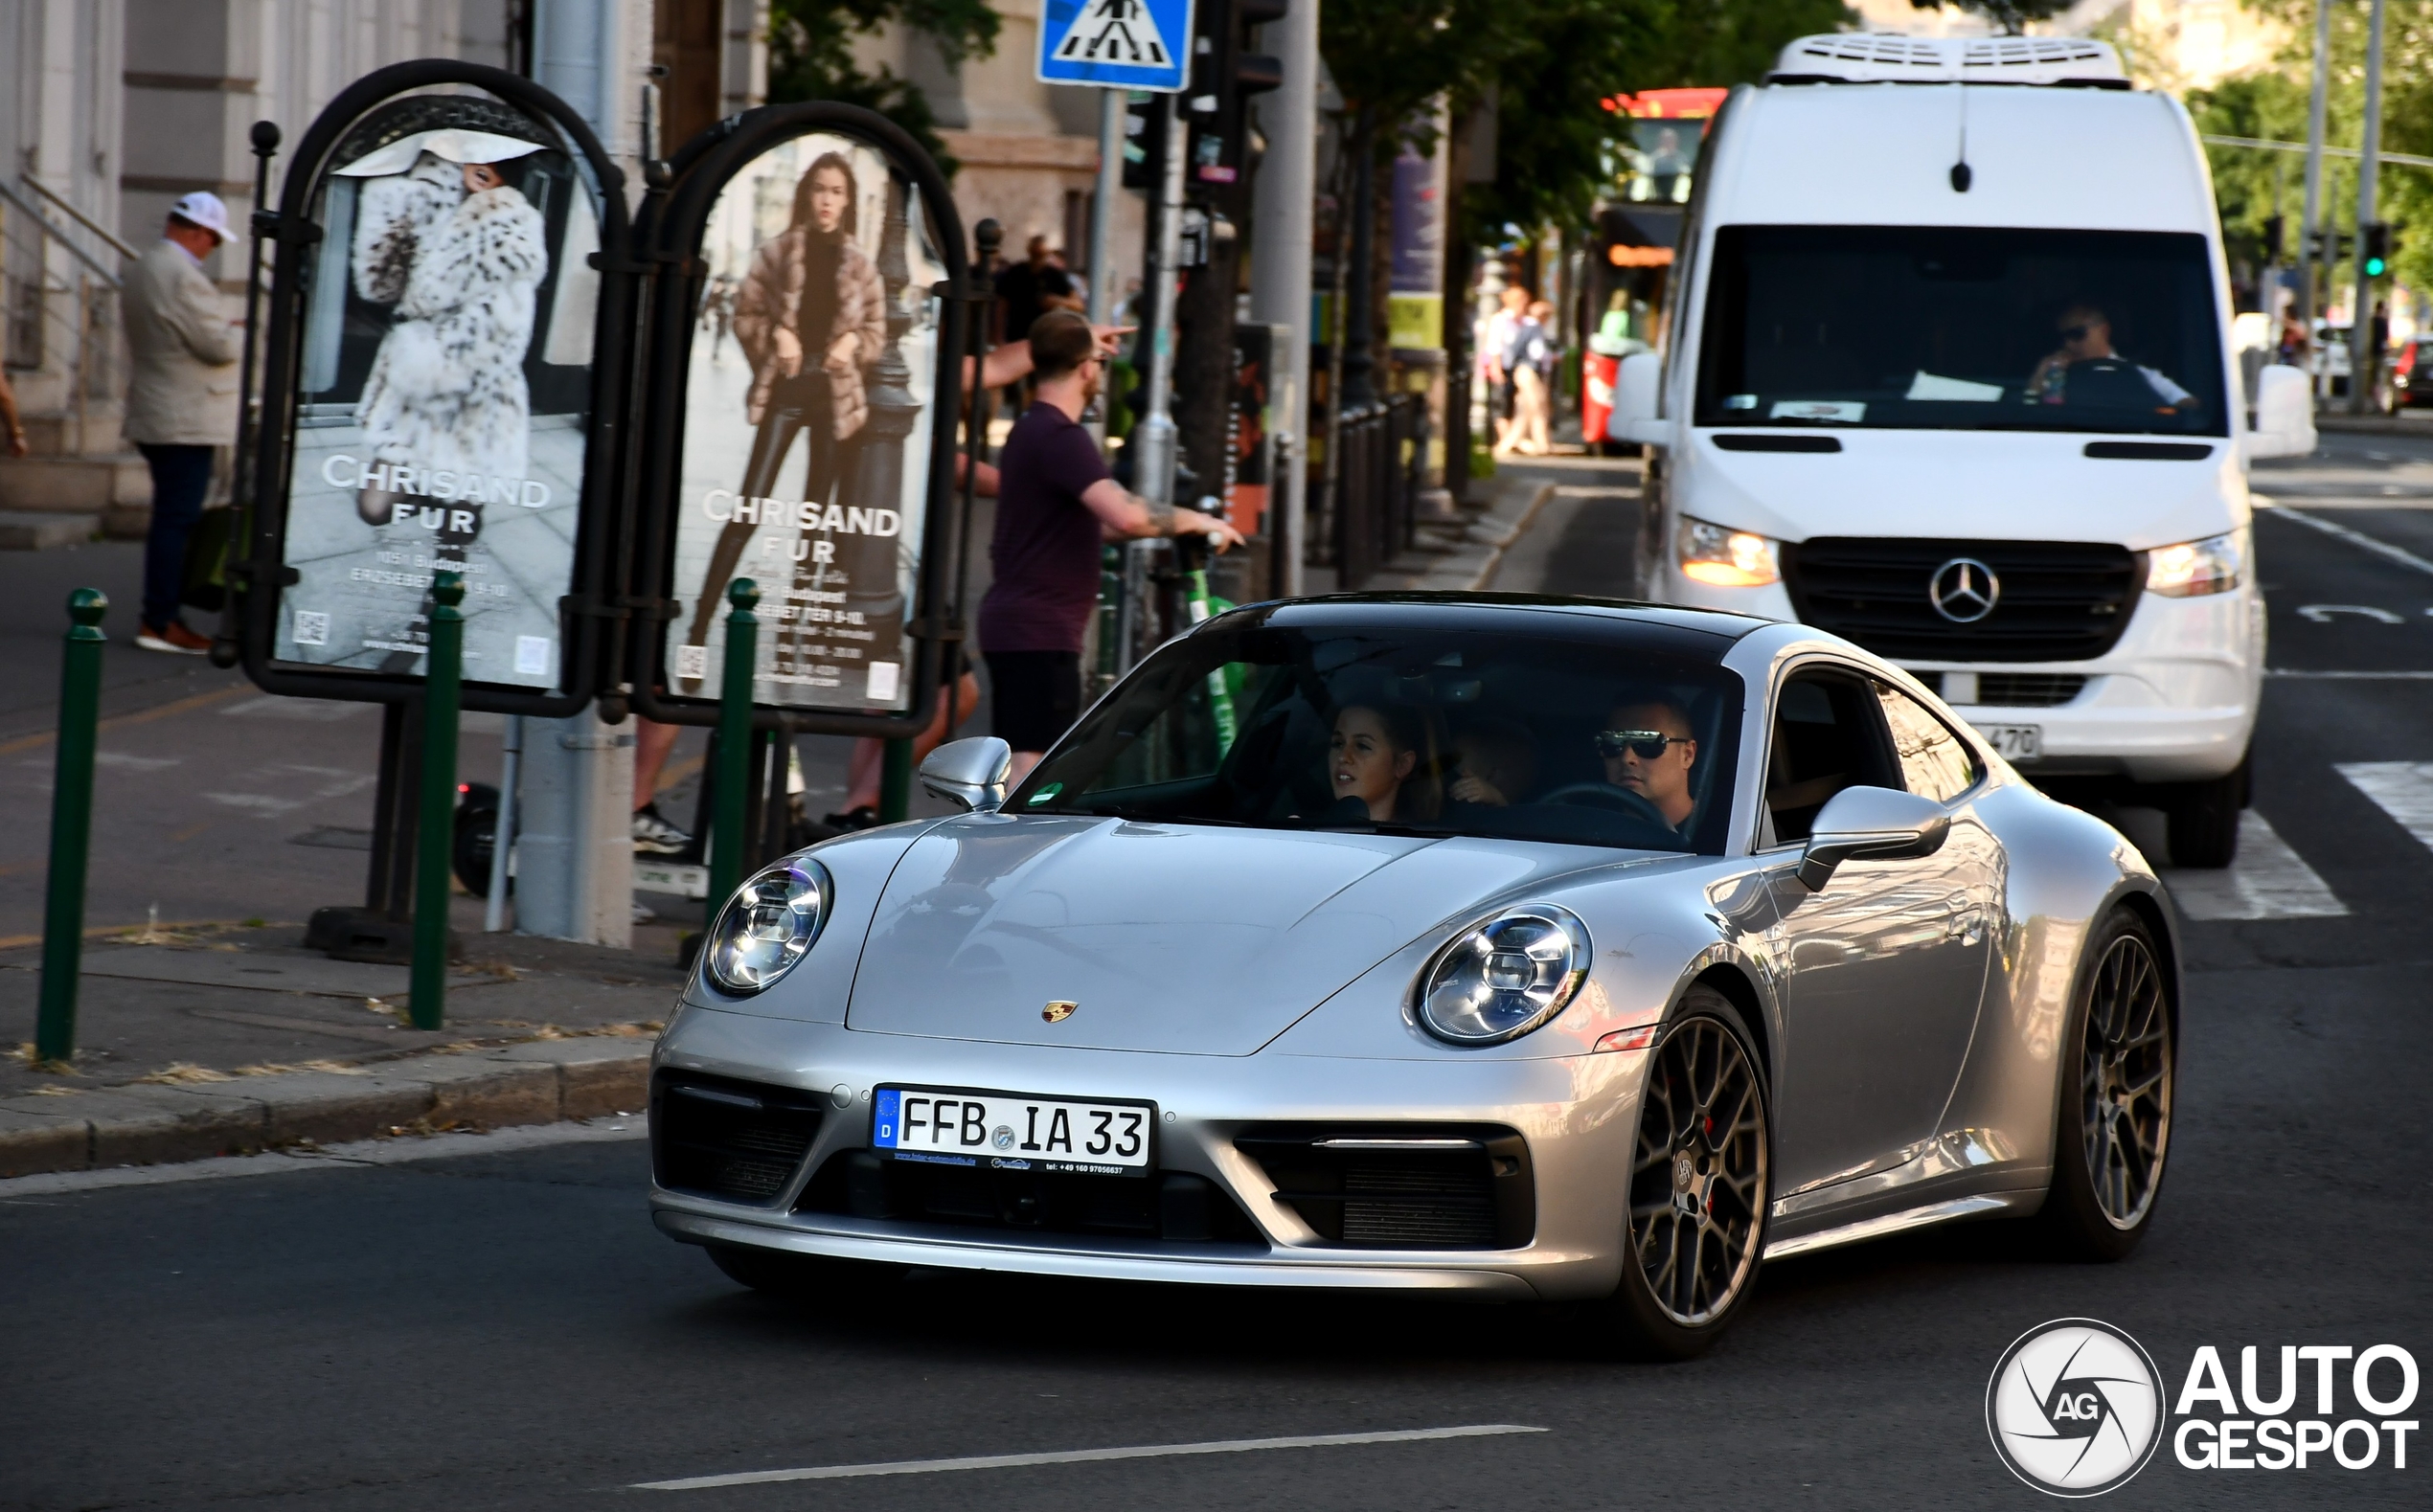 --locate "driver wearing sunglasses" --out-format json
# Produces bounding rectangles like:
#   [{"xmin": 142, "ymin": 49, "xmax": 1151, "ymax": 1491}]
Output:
[{"xmin": 1596, "ymin": 699, "xmax": 1699, "ymax": 830}]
